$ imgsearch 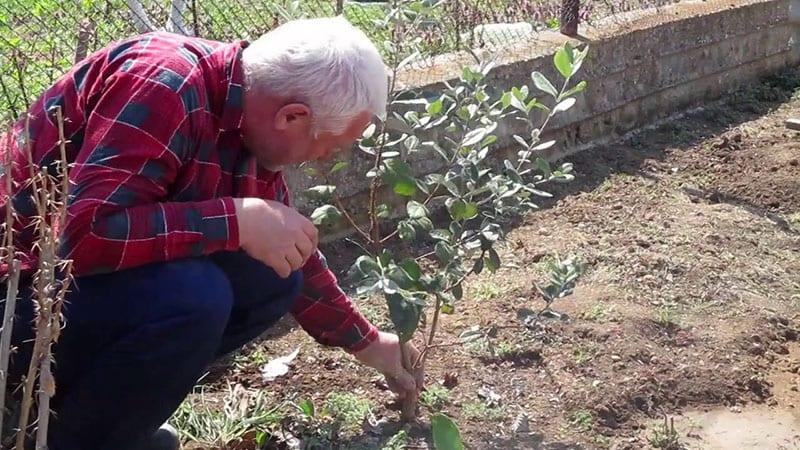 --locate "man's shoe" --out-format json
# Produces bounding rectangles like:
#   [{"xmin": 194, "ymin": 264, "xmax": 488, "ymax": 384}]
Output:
[{"xmin": 146, "ymin": 423, "xmax": 180, "ymax": 450}]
